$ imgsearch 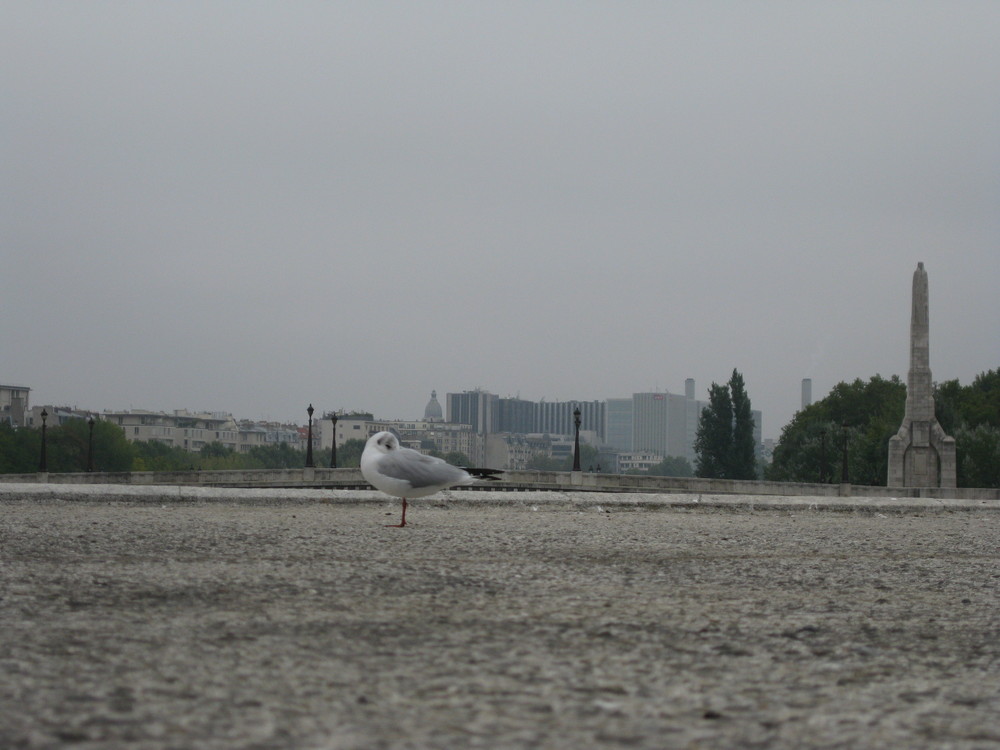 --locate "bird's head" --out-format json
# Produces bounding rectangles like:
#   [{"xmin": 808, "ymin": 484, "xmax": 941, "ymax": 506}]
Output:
[{"xmin": 367, "ymin": 431, "xmax": 399, "ymax": 454}]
